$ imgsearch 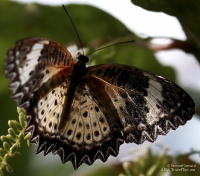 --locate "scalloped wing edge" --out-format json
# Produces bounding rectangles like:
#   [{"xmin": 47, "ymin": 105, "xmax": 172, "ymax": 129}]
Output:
[
  {"xmin": 124, "ymin": 108, "xmax": 194, "ymax": 144},
  {"xmin": 25, "ymin": 114, "xmax": 124, "ymax": 169}
]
